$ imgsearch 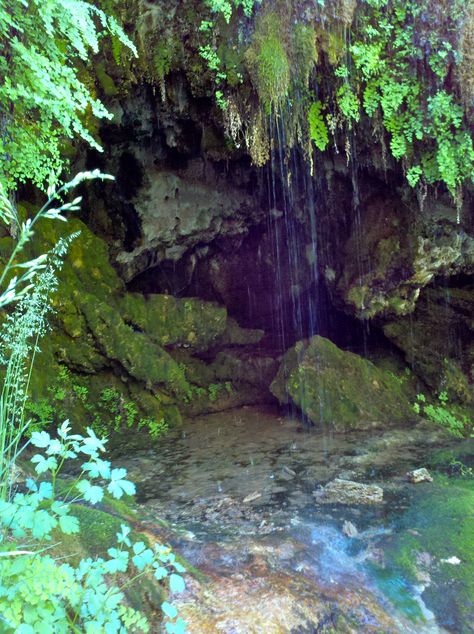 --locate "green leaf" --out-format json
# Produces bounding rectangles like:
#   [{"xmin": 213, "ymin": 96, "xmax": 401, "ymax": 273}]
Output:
[
  {"xmin": 59, "ymin": 514, "xmax": 80, "ymax": 534},
  {"xmin": 161, "ymin": 602, "xmax": 178, "ymax": 619},
  {"xmin": 31, "ymin": 454, "xmax": 58, "ymax": 474},
  {"xmin": 132, "ymin": 546, "xmax": 154, "ymax": 571},
  {"xmin": 104, "ymin": 548, "xmax": 129, "ymax": 573},
  {"xmin": 76, "ymin": 479, "xmax": 104, "ymax": 504},
  {"xmin": 153, "ymin": 565, "xmax": 168, "ymax": 580},
  {"xmin": 107, "ymin": 468, "xmax": 136, "ymax": 499},
  {"xmin": 165, "ymin": 617, "xmax": 188, "ymax": 634},
  {"xmin": 116, "ymin": 524, "xmax": 131, "ymax": 547},
  {"xmin": 30, "ymin": 431, "xmax": 51, "ymax": 448},
  {"xmin": 169, "ymin": 574, "xmax": 185, "ymax": 594},
  {"xmin": 308, "ymin": 101, "xmax": 329, "ymax": 151}
]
